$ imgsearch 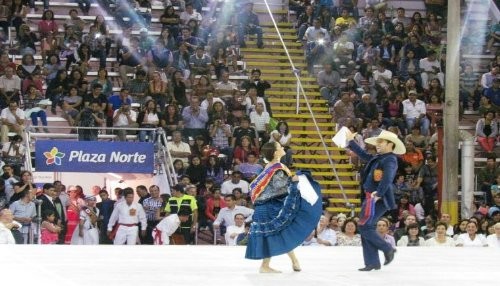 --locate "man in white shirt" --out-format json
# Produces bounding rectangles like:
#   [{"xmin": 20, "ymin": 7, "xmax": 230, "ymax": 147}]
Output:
[
  {"xmin": 200, "ymin": 91, "xmax": 225, "ymax": 111},
  {"xmin": 250, "ymin": 102, "xmax": 270, "ymax": 143},
  {"xmin": 419, "ymin": 50, "xmax": 444, "ymax": 89},
  {"xmin": 303, "ymin": 215, "xmax": 337, "ymax": 246},
  {"xmin": 0, "ymin": 66, "xmax": 21, "ymax": 103},
  {"xmin": 215, "ymin": 71, "xmax": 238, "ymax": 102},
  {"xmin": 0, "ymin": 101, "xmax": 25, "ymax": 143},
  {"xmin": 152, "ymin": 209, "xmax": 190, "ymax": 245},
  {"xmin": 221, "ymin": 171, "xmax": 249, "ymax": 195},
  {"xmin": 213, "ymin": 194, "xmax": 253, "ymax": 230},
  {"xmin": 304, "ymin": 18, "xmax": 330, "ymax": 42},
  {"xmin": 179, "ymin": 2, "xmax": 202, "ymax": 25},
  {"xmin": 225, "ymin": 213, "xmax": 246, "ymax": 246},
  {"xmin": 0, "ymin": 208, "xmax": 16, "ymax": 244},
  {"xmin": 112, "ymin": 102, "xmax": 138, "ymax": 141},
  {"xmin": 166, "ymin": 130, "xmax": 191, "ymax": 166},
  {"xmin": 373, "ymin": 61, "xmax": 392, "ymax": 91},
  {"xmin": 402, "ymin": 90, "xmax": 430, "ymax": 136},
  {"xmin": 107, "ymin": 187, "xmax": 147, "ymax": 245}
]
